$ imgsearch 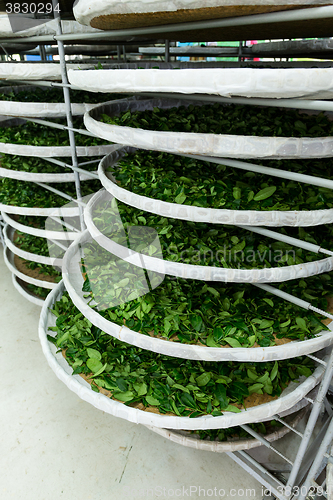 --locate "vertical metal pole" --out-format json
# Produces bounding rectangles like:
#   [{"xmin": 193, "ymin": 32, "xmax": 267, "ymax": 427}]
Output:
[
  {"xmin": 39, "ymin": 44, "xmax": 47, "ymax": 61},
  {"xmin": 122, "ymin": 45, "xmax": 127, "ymax": 62},
  {"xmin": 0, "ymin": 220, "xmax": 5, "ymax": 247},
  {"xmin": 51, "ymin": 0, "xmax": 85, "ymax": 231},
  {"xmin": 238, "ymin": 40, "xmax": 243, "ymax": 62},
  {"xmin": 165, "ymin": 39, "xmax": 170, "ymax": 62},
  {"xmin": 297, "ymin": 417, "xmax": 333, "ymax": 500},
  {"xmin": 117, "ymin": 45, "xmax": 121, "ymax": 61},
  {"xmin": 286, "ymin": 347, "xmax": 333, "ymax": 494}
]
